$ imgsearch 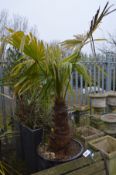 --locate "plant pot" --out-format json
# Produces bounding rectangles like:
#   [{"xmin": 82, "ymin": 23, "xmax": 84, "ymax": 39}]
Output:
[
  {"xmin": 14, "ymin": 121, "xmax": 43, "ymax": 172},
  {"xmin": 13, "ymin": 120, "xmax": 25, "ymax": 160},
  {"xmin": 107, "ymin": 92, "xmax": 116, "ymax": 107},
  {"xmin": 101, "ymin": 113, "xmax": 116, "ymax": 137},
  {"xmin": 90, "ymin": 114, "xmax": 105, "ymax": 130},
  {"xmin": 89, "ymin": 93, "xmax": 107, "ymax": 109},
  {"xmin": 37, "ymin": 139, "xmax": 84, "ymax": 171},
  {"xmin": 21, "ymin": 125, "xmax": 43, "ymax": 173},
  {"xmin": 89, "ymin": 135, "xmax": 116, "ymax": 175},
  {"xmin": 89, "ymin": 93, "xmax": 107, "ymax": 115},
  {"xmin": 76, "ymin": 126, "xmax": 104, "ymax": 148},
  {"xmin": 108, "ymin": 106, "xmax": 116, "ymax": 113},
  {"xmin": 107, "ymin": 92, "xmax": 116, "ymax": 113}
]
